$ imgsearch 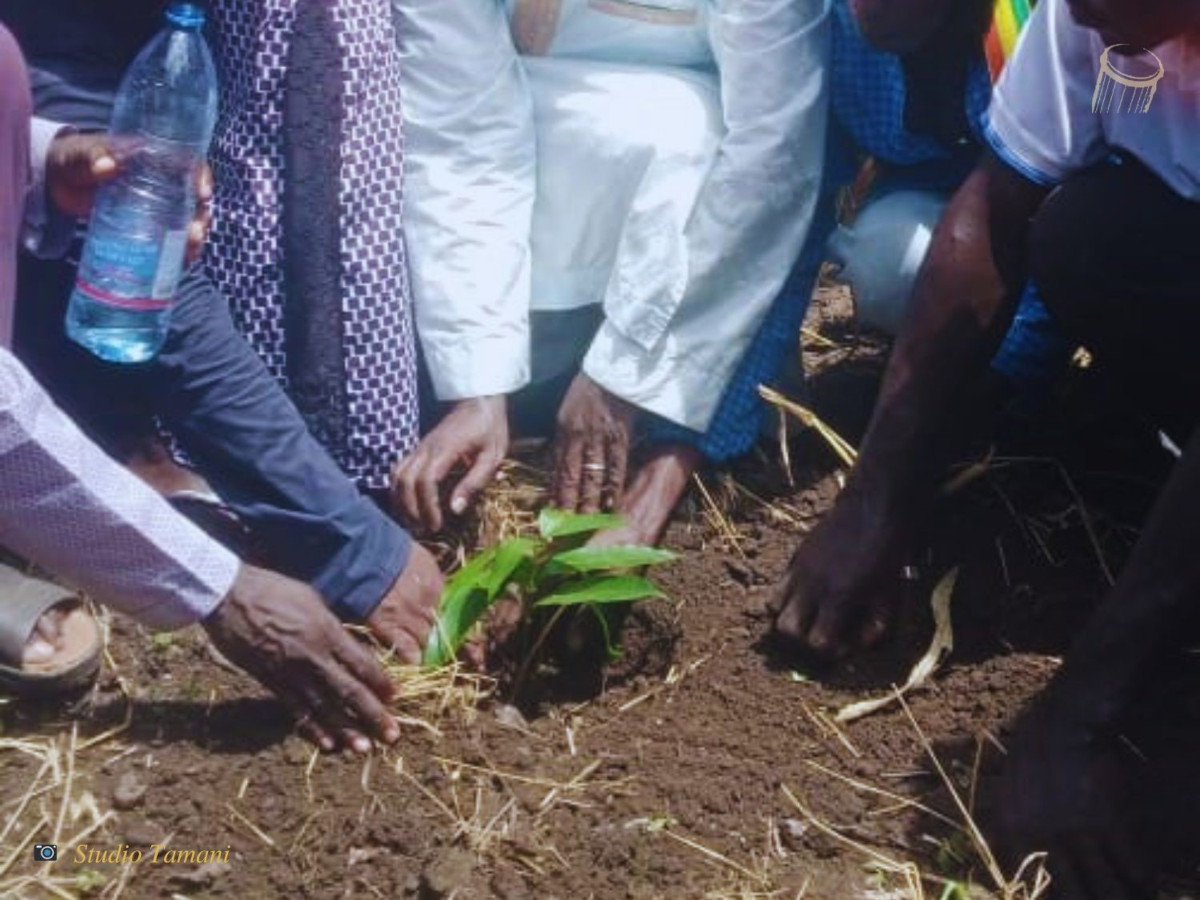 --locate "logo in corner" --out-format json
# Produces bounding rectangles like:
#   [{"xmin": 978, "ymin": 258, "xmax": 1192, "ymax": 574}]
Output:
[{"xmin": 1093, "ymin": 44, "xmax": 1165, "ymax": 114}]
